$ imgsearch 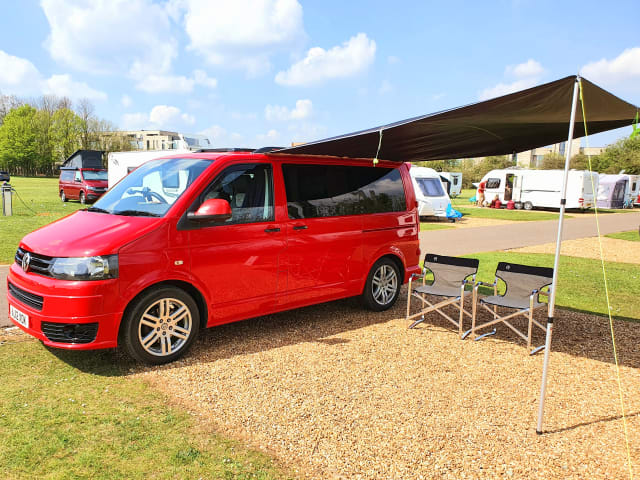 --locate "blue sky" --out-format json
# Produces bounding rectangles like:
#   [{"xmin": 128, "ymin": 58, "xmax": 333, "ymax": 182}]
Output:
[{"xmin": 1, "ymin": 0, "xmax": 638, "ymax": 150}]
